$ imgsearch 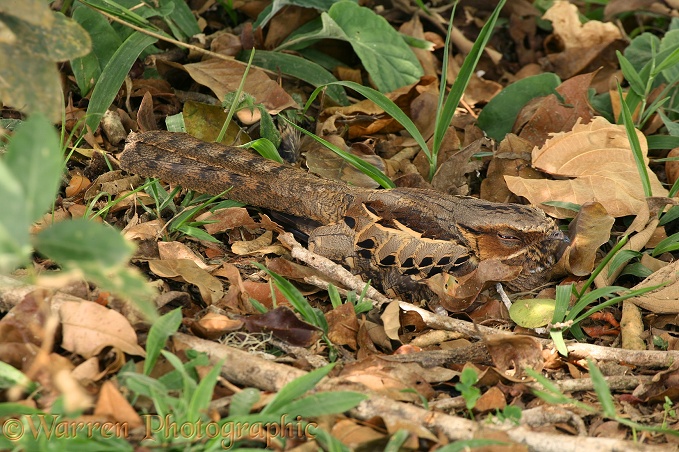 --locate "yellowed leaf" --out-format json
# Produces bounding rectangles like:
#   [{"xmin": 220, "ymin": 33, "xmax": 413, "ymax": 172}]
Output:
[
  {"xmin": 543, "ymin": 1, "xmax": 621, "ymax": 50},
  {"xmin": 506, "ymin": 117, "xmax": 668, "ymax": 219},
  {"xmin": 60, "ymin": 301, "xmax": 146, "ymax": 358}
]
